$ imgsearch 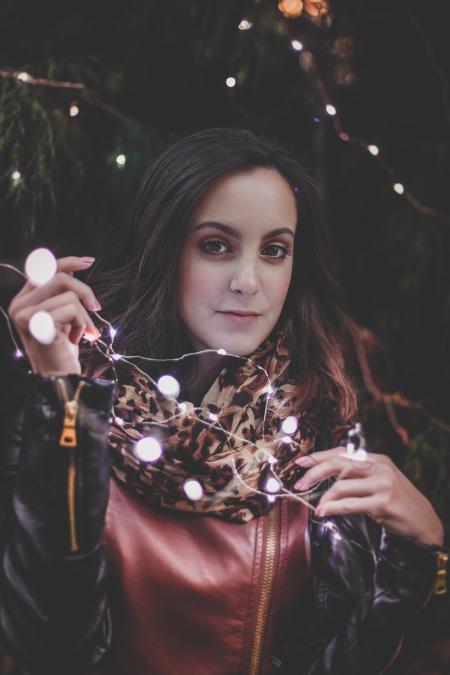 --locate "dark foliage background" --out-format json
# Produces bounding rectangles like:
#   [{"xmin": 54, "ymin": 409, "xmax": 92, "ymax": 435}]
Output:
[{"xmin": 0, "ymin": 1, "xmax": 449, "ymax": 671}]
